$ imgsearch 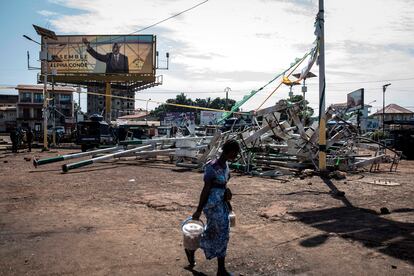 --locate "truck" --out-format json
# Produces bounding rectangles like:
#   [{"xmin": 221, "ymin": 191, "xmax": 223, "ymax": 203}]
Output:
[{"xmin": 75, "ymin": 114, "xmax": 116, "ymax": 151}]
